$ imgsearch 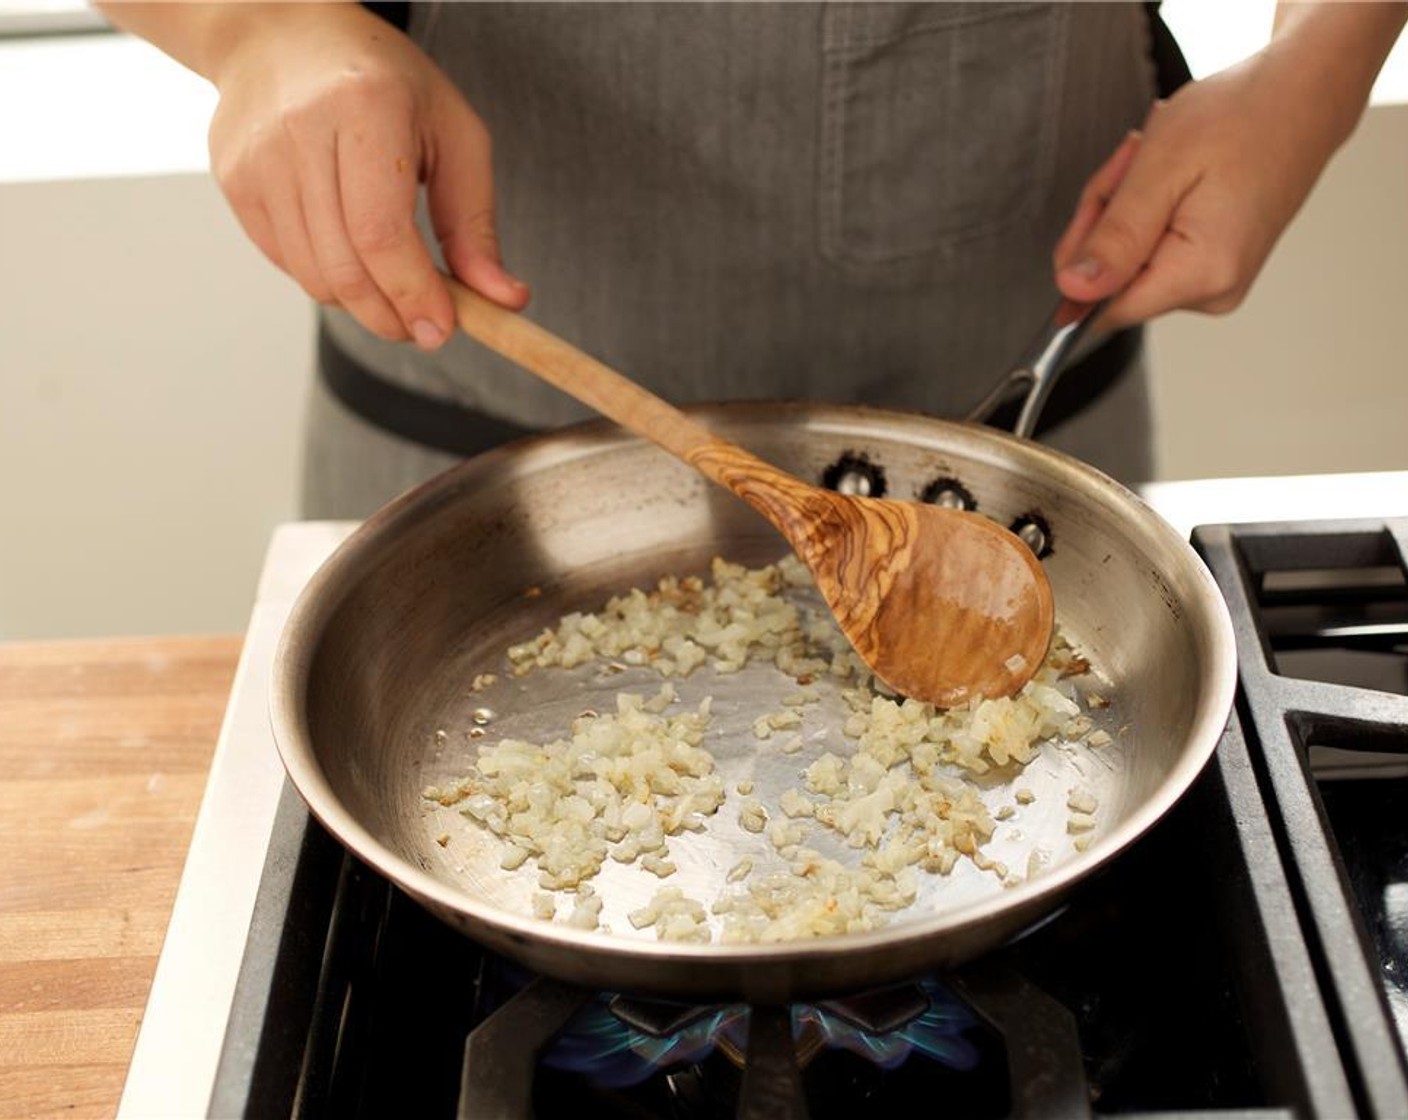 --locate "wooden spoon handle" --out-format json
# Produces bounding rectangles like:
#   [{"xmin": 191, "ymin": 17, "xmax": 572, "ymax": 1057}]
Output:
[
  {"xmin": 448, "ymin": 279, "xmax": 813, "ymax": 521},
  {"xmin": 449, "ymin": 279, "xmax": 716, "ymax": 458}
]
